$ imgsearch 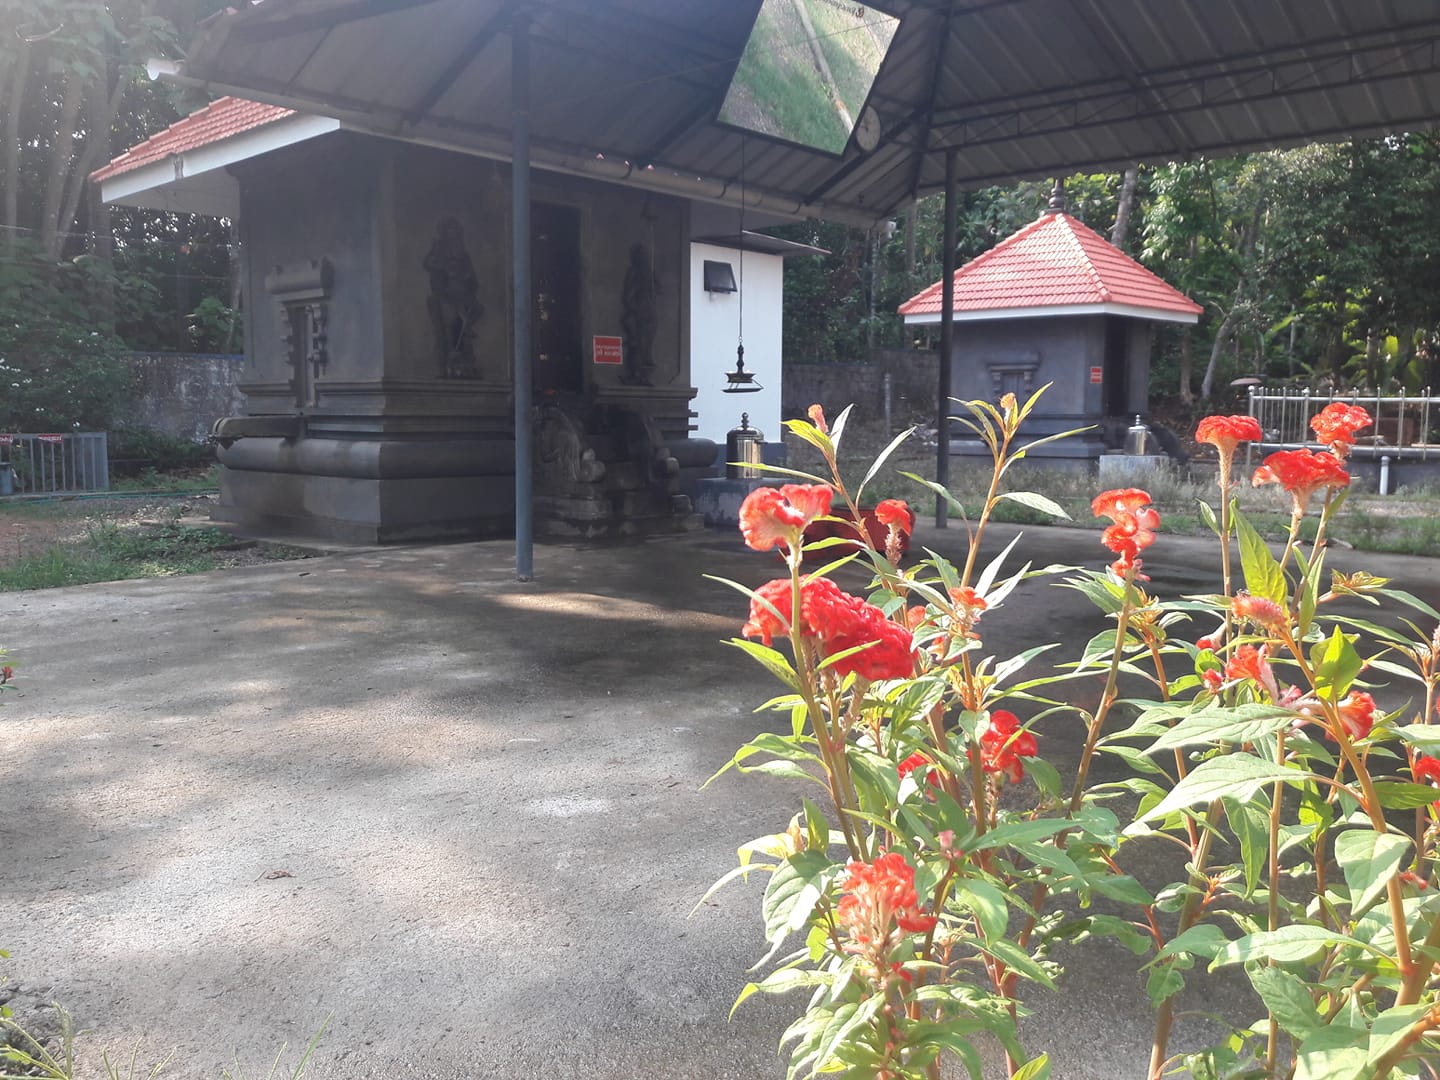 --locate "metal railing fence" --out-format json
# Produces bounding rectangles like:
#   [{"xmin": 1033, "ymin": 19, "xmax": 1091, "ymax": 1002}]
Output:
[
  {"xmin": 0, "ymin": 432, "xmax": 109, "ymax": 494},
  {"xmin": 1246, "ymin": 385, "xmax": 1440, "ymax": 463}
]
